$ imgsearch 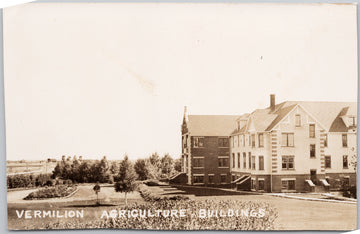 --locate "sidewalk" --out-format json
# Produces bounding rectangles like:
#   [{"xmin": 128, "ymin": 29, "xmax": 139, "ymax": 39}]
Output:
[{"xmin": 269, "ymin": 193, "xmax": 356, "ymax": 204}]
